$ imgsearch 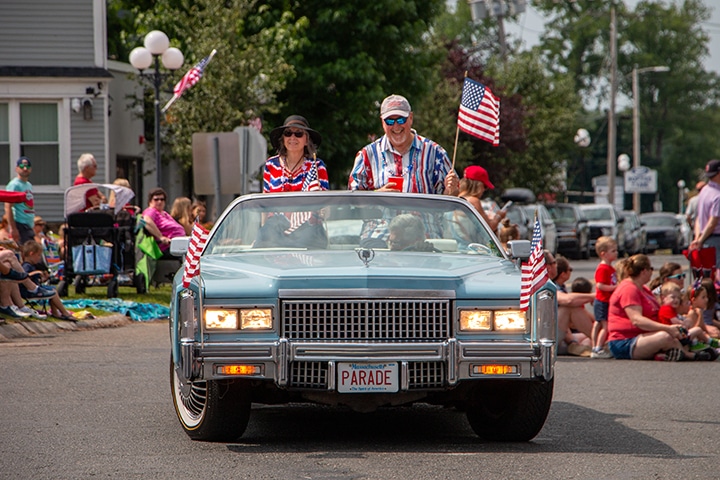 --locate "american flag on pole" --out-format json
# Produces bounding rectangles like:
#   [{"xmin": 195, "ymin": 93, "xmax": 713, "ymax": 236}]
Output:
[
  {"xmin": 519, "ymin": 213, "xmax": 548, "ymax": 311},
  {"xmin": 162, "ymin": 49, "xmax": 216, "ymax": 112},
  {"xmin": 182, "ymin": 222, "xmax": 210, "ymax": 288},
  {"xmin": 458, "ymin": 77, "xmax": 500, "ymax": 146}
]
